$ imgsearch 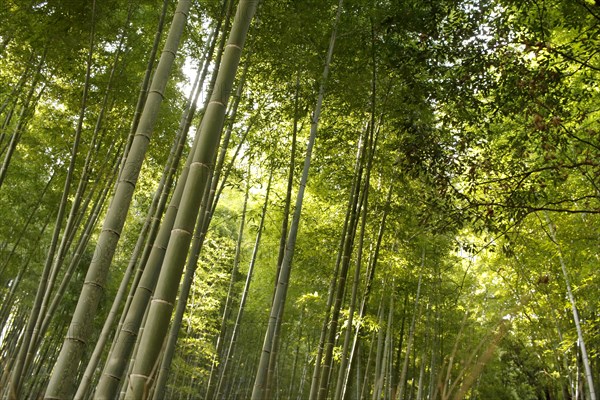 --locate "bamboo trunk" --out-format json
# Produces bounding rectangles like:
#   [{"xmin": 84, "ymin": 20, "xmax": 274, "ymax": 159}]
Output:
[
  {"xmin": 9, "ymin": 11, "xmax": 95, "ymax": 395},
  {"xmin": 252, "ymin": 2, "xmax": 344, "ymax": 398},
  {"xmin": 45, "ymin": 0, "xmax": 192, "ymax": 396},
  {"xmin": 396, "ymin": 265, "xmax": 423, "ymax": 400},
  {"xmin": 123, "ymin": 2, "xmax": 256, "ymax": 397},
  {"xmin": 216, "ymin": 171, "xmax": 273, "ymax": 399},
  {"xmin": 546, "ymin": 215, "xmax": 596, "ymax": 400}
]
